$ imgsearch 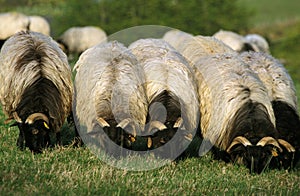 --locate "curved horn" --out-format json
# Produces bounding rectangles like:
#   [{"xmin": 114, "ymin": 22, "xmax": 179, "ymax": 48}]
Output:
[
  {"xmin": 25, "ymin": 113, "xmax": 49, "ymax": 125},
  {"xmin": 277, "ymin": 139, "xmax": 295, "ymax": 153},
  {"xmin": 116, "ymin": 118, "xmax": 136, "ymax": 137},
  {"xmin": 226, "ymin": 136, "xmax": 252, "ymax": 153},
  {"xmin": 13, "ymin": 112, "xmax": 22, "ymax": 123},
  {"xmin": 96, "ymin": 117, "xmax": 110, "ymax": 128},
  {"xmin": 256, "ymin": 137, "xmax": 283, "ymax": 152},
  {"xmin": 148, "ymin": 121, "xmax": 167, "ymax": 132},
  {"xmin": 173, "ymin": 117, "xmax": 183, "ymax": 128}
]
